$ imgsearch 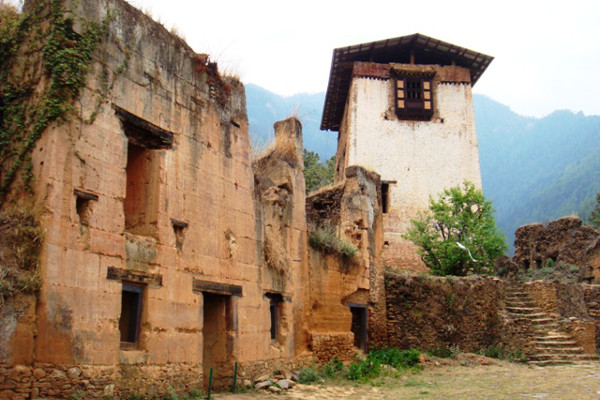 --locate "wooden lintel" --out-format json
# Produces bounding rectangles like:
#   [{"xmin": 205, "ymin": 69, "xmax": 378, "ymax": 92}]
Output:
[
  {"xmin": 74, "ymin": 189, "xmax": 99, "ymax": 201},
  {"xmin": 193, "ymin": 279, "xmax": 242, "ymax": 297},
  {"xmin": 107, "ymin": 267, "xmax": 162, "ymax": 288},
  {"xmin": 170, "ymin": 219, "xmax": 189, "ymax": 229}
]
